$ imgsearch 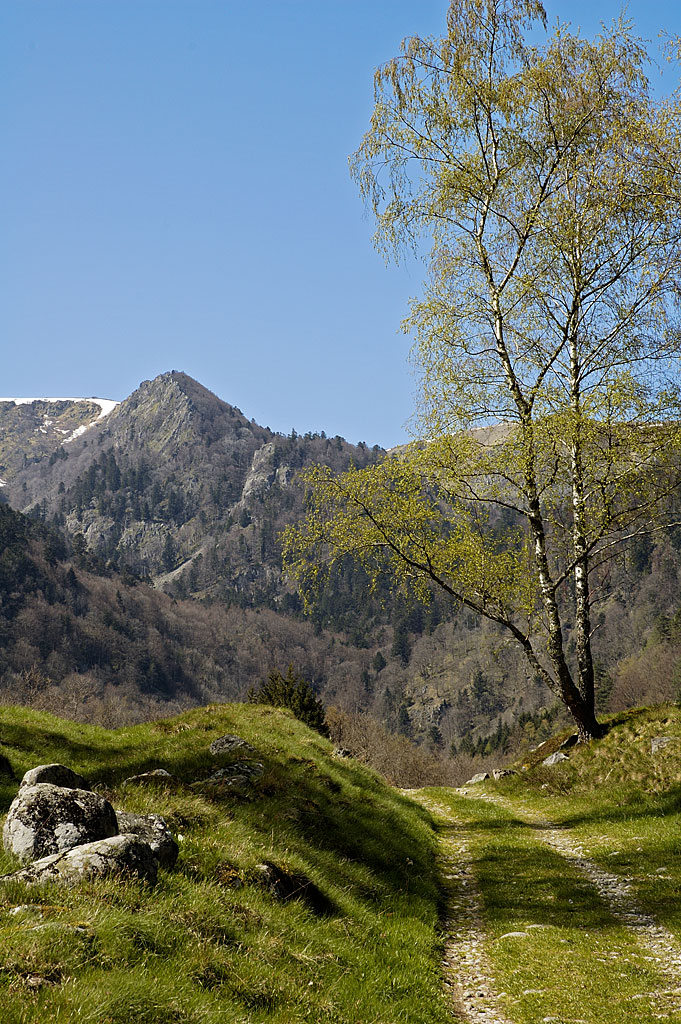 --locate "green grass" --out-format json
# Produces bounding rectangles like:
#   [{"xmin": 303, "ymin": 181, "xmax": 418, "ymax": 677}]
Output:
[{"xmin": 0, "ymin": 703, "xmax": 451, "ymax": 1024}]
